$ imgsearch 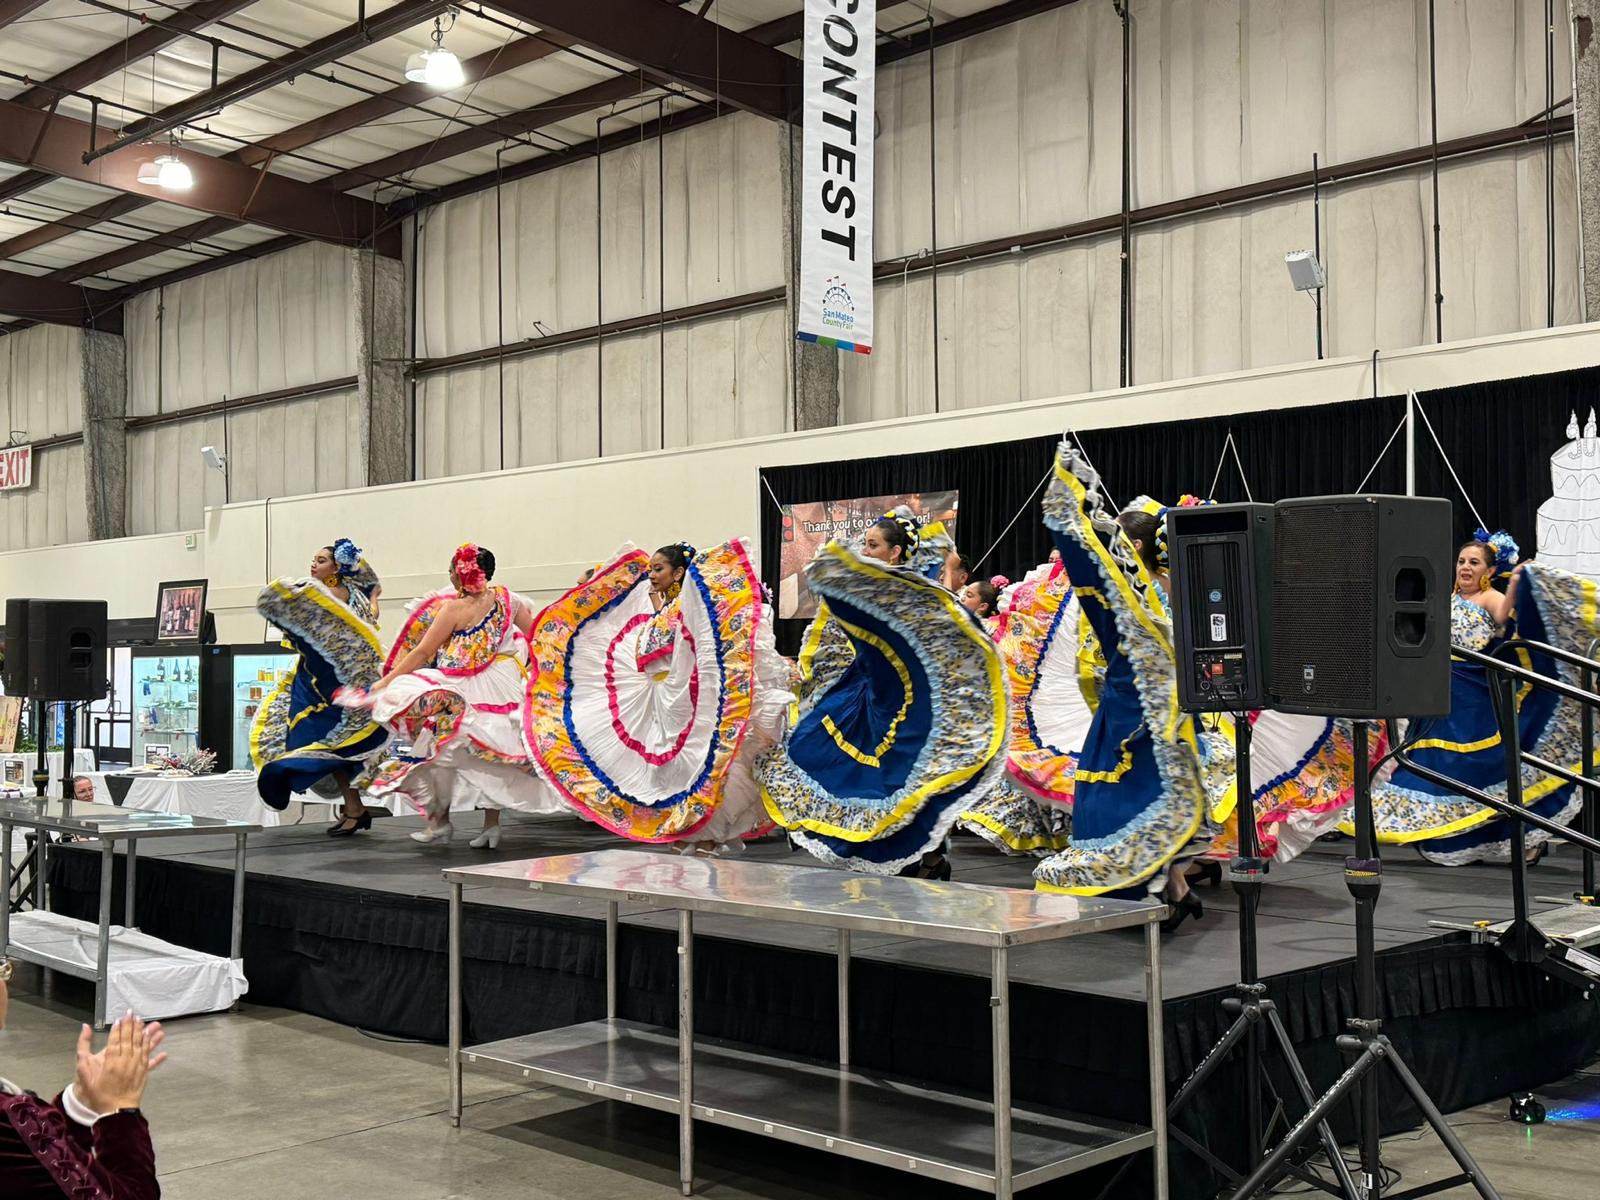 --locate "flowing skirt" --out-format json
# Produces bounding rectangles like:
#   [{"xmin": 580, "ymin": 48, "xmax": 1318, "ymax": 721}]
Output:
[
  {"xmin": 525, "ymin": 541, "xmax": 790, "ymax": 843},
  {"xmin": 252, "ymin": 578, "xmax": 388, "ymax": 810},
  {"xmin": 347, "ymin": 592, "xmax": 563, "ymax": 822},
  {"xmin": 1361, "ymin": 565, "xmax": 1598, "ymax": 864},
  {"xmin": 1032, "ymin": 446, "xmax": 1208, "ymax": 895},
  {"xmin": 757, "ymin": 543, "xmax": 1008, "ymax": 874}
]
